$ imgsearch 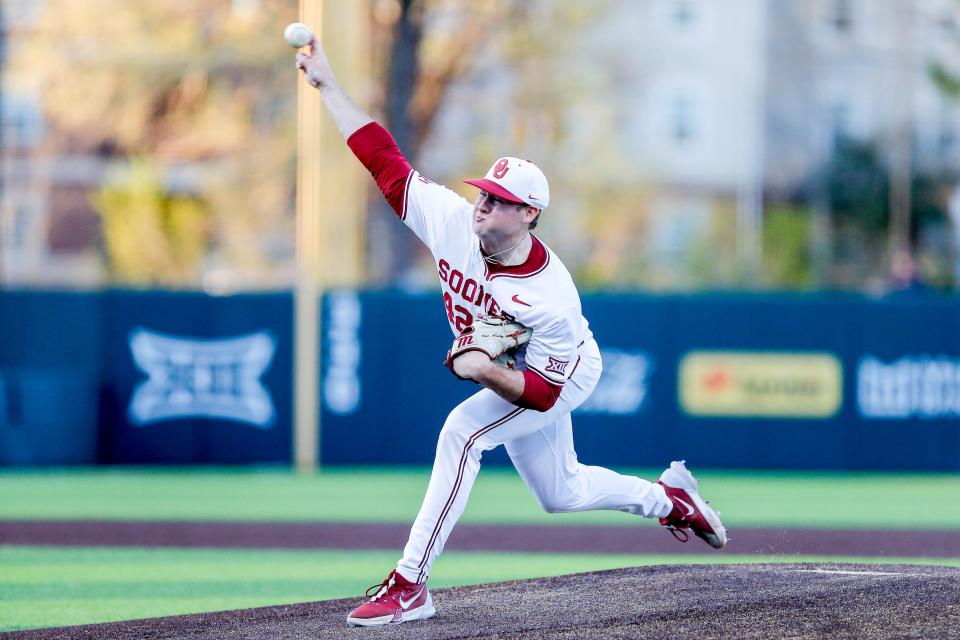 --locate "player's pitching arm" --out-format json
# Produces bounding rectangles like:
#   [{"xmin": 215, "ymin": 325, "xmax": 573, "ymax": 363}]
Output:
[
  {"xmin": 296, "ymin": 39, "xmax": 373, "ymax": 140},
  {"xmin": 298, "ymin": 39, "xmax": 565, "ymax": 413},
  {"xmin": 297, "ymin": 38, "xmax": 460, "ymax": 250}
]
